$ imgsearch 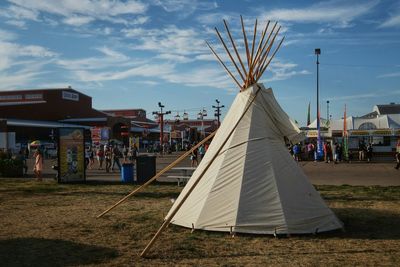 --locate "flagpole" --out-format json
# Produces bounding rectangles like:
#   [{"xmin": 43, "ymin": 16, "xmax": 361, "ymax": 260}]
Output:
[{"xmin": 315, "ymin": 48, "xmax": 323, "ymax": 160}]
